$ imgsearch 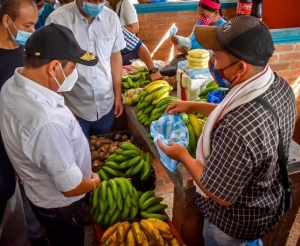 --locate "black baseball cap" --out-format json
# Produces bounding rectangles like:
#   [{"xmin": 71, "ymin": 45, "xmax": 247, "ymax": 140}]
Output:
[
  {"xmin": 194, "ymin": 15, "xmax": 275, "ymax": 66},
  {"xmin": 25, "ymin": 23, "xmax": 98, "ymax": 66}
]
